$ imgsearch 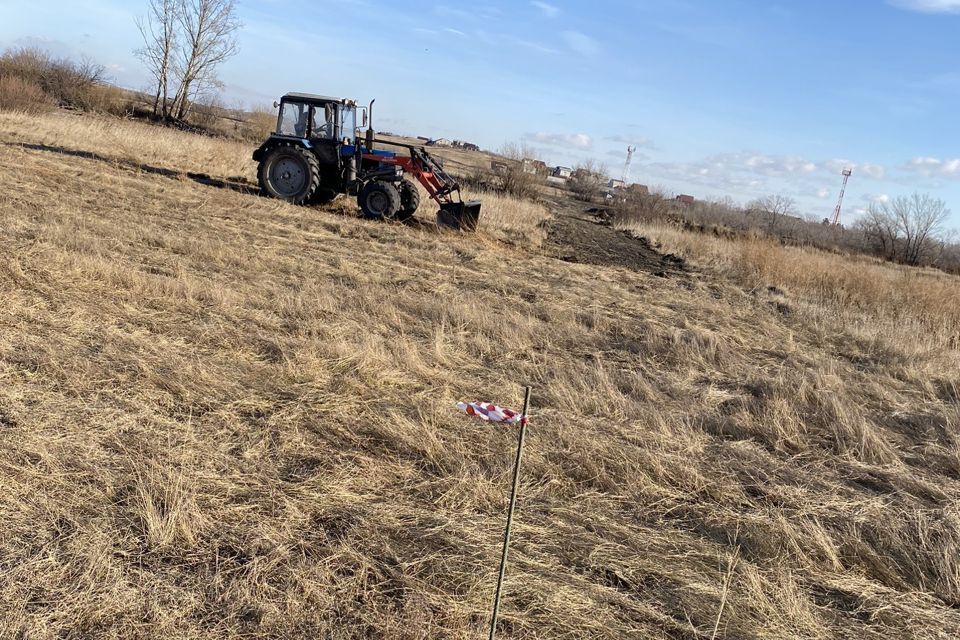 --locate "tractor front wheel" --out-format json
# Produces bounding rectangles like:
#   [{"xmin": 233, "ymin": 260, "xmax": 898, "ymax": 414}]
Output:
[
  {"xmin": 397, "ymin": 179, "xmax": 421, "ymax": 221},
  {"xmin": 358, "ymin": 181, "xmax": 402, "ymax": 220},
  {"xmin": 258, "ymin": 144, "xmax": 320, "ymax": 205}
]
